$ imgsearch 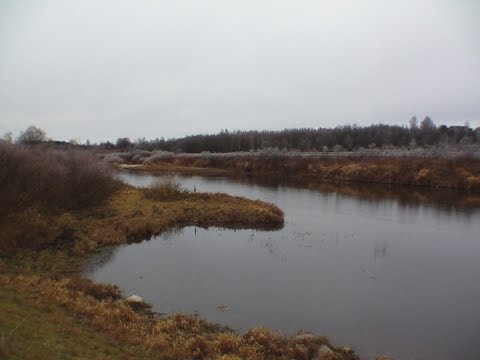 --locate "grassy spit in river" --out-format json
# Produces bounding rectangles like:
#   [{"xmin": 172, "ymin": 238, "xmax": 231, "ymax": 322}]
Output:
[{"xmin": 0, "ymin": 144, "xmax": 370, "ymax": 360}]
